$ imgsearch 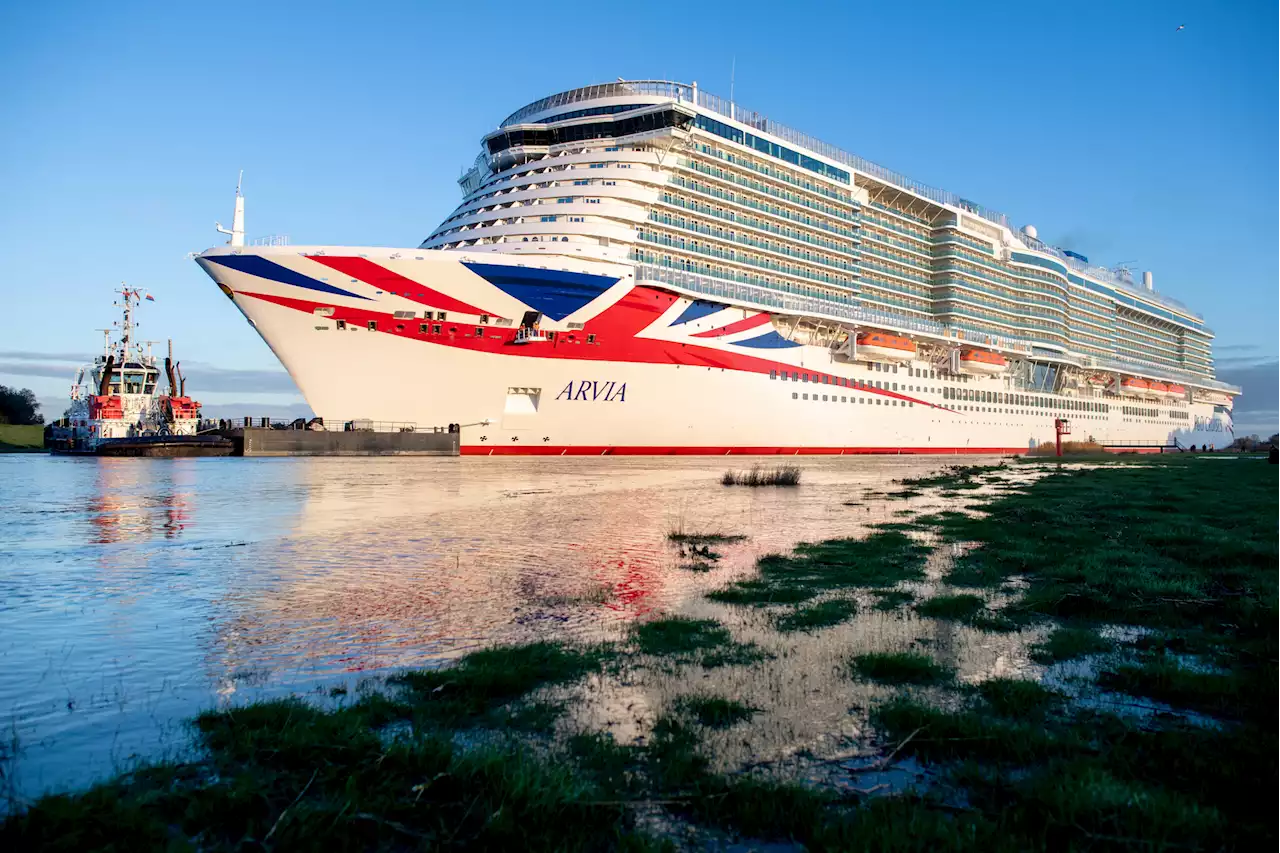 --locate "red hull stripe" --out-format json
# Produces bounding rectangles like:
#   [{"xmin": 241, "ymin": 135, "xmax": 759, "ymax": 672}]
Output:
[
  {"xmin": 236, "ymin": 286, "xmax": 956, "ymax": 413},
  {"xmin": 462, "ymin": 446, "xmax": 1026, "ymax": 456},
  {"xmin": 689, "ymin": 313, "xmax": 773, "ymax": 338},
  {"xmin": 305, "ymin": 255, "xmax": 495, "ymax": 317}
]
